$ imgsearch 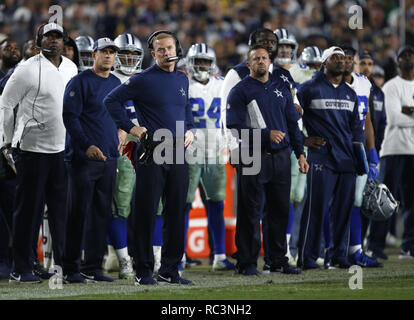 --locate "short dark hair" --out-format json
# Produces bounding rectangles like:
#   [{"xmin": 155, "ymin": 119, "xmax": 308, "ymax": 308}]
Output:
[
  {"xmin": 341, "ymin": 45, "xmax": 357, "ymax": 57},
  {"xmin": 248, "ymin": 28, "xmax": 275, "ymax": 47},
  {"xmin": 247, "ymin": 44, "xmax": 269, "ymax": 59}
]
